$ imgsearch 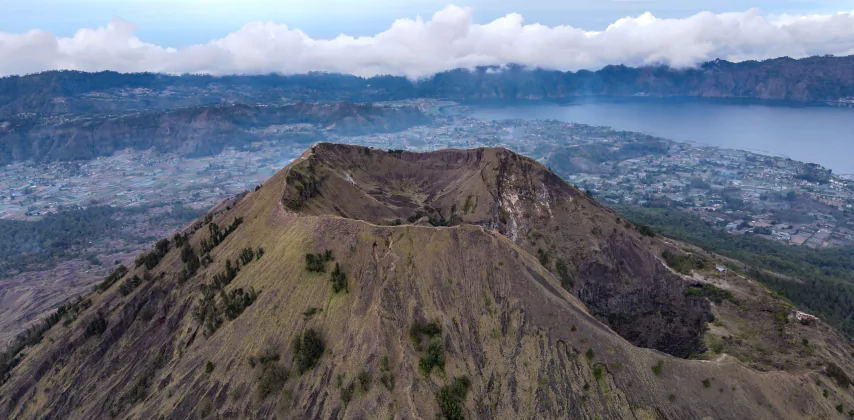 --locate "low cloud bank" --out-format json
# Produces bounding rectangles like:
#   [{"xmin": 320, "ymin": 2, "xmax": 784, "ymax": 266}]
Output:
[{"xmin": 2, "ymin": 6, "xmax": 854, "ymax": 78}]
